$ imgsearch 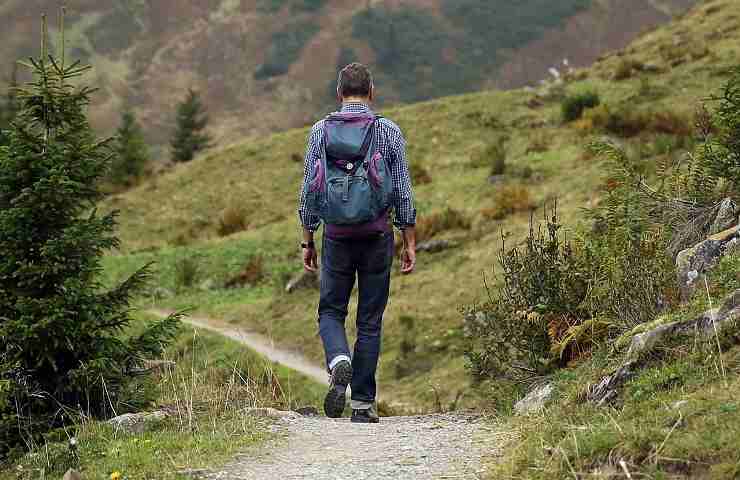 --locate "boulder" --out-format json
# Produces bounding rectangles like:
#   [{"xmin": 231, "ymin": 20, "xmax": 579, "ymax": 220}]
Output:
[
  {"xmin": 709, "ymin": 198, "xmax": 739, "ymax": 235},
  {"xmin": 514, "ymin": 383, "xmax": 554, "ymax": 415},
  {"xmin": 627, "ymin": 289, "xmax": 740, "ymax": 359},
  {"xmin": 676, "ymin": 225, "xmax": 739, "ymax": 300},
  {"xmin": 285, "ymin": 270, "xmax": 319, "ymax": 293},
  {"xmin": 109, "ymin": 411, "xmax": 169, "ymax": 434},
  {"xmin": 416, "ymin": 239, "xmax": 456, "ymax": 254}
]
